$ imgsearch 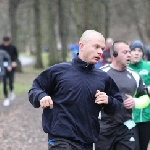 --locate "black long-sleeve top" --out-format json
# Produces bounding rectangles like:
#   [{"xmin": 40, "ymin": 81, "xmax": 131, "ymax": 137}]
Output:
[{"xmin": 0, "ymin": 44, "xmax": 18, "ymax": 62}]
